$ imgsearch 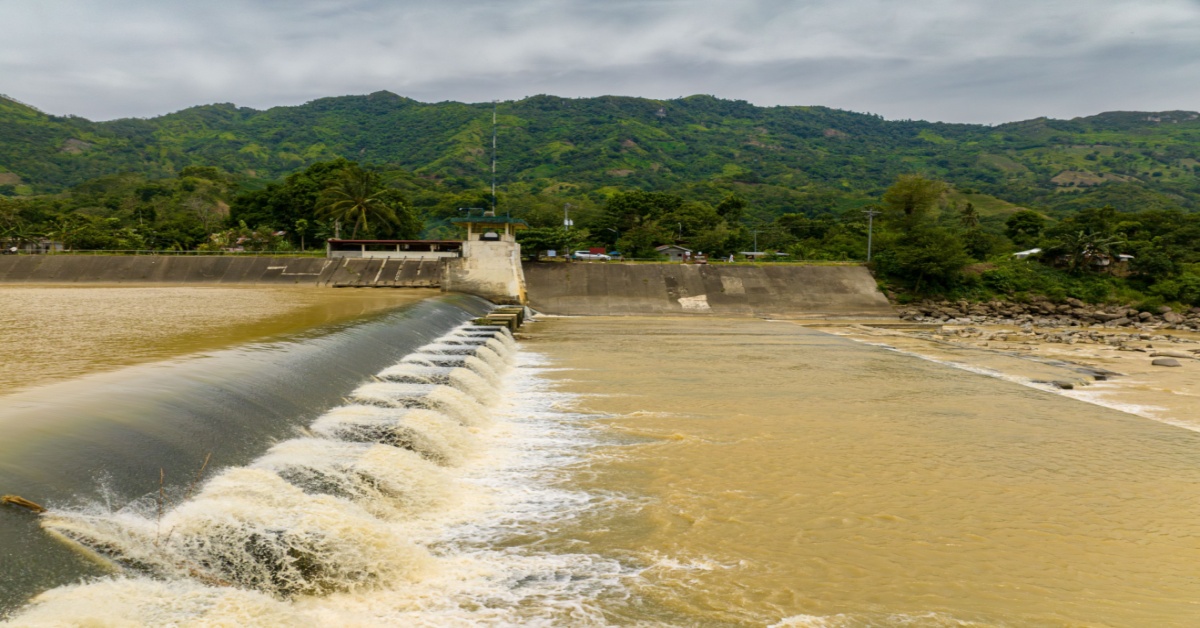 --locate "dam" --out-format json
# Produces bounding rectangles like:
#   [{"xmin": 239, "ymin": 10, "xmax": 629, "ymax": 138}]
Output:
[
  {"xmin": 4, "ymin": 263, "xmax": 1200, "ymax": 624},
  {"xmin": 0, "ymin": 255, "xmax": 896, "ymax": 318}
]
